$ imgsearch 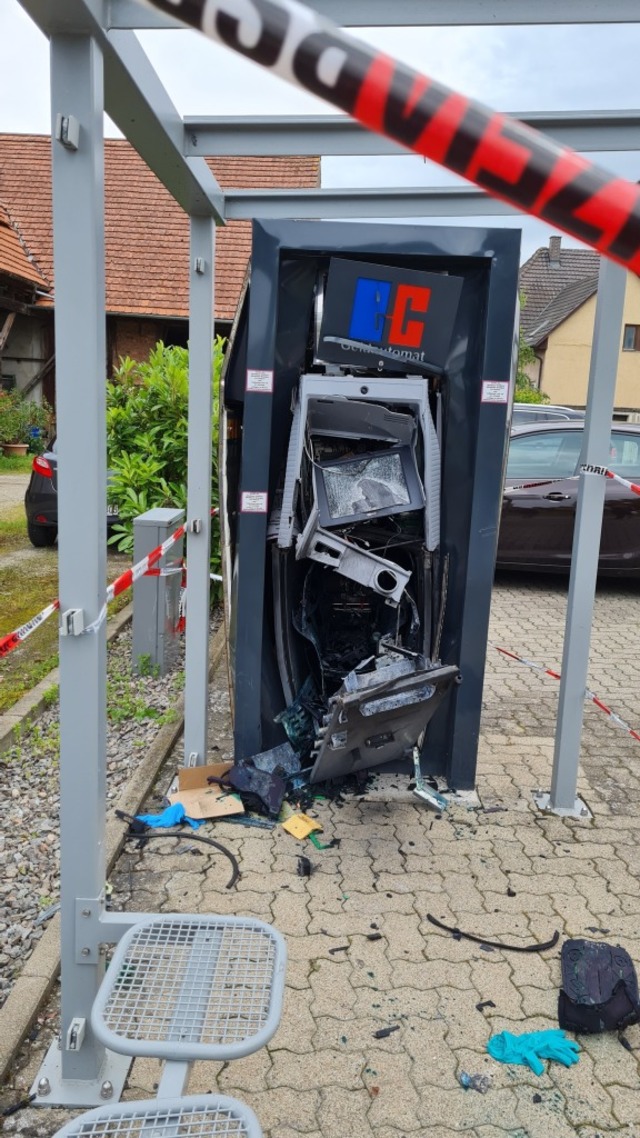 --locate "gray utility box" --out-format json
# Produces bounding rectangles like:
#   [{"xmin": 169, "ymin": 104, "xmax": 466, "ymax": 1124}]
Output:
[{"xmin": 132, "ymin": 508, "xmax": 185, "ymax": 676}]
